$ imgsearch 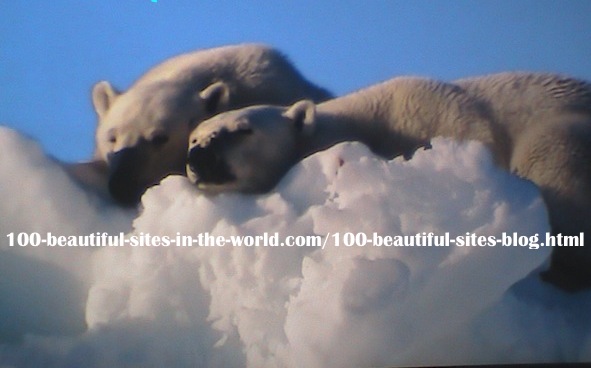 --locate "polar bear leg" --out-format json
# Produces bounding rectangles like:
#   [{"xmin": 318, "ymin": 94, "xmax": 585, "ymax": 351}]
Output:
[{"xmin": 510, "ymin": 119, "xmax": 591, "ymax": 291}]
